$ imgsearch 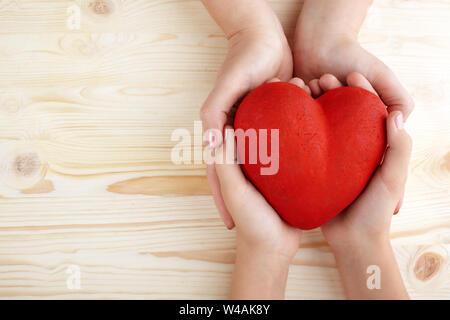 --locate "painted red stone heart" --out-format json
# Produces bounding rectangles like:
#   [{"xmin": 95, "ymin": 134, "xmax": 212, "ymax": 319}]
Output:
[{"xmin": 234, "ymin": 82, "xmax": 387, "ymax": 230}]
